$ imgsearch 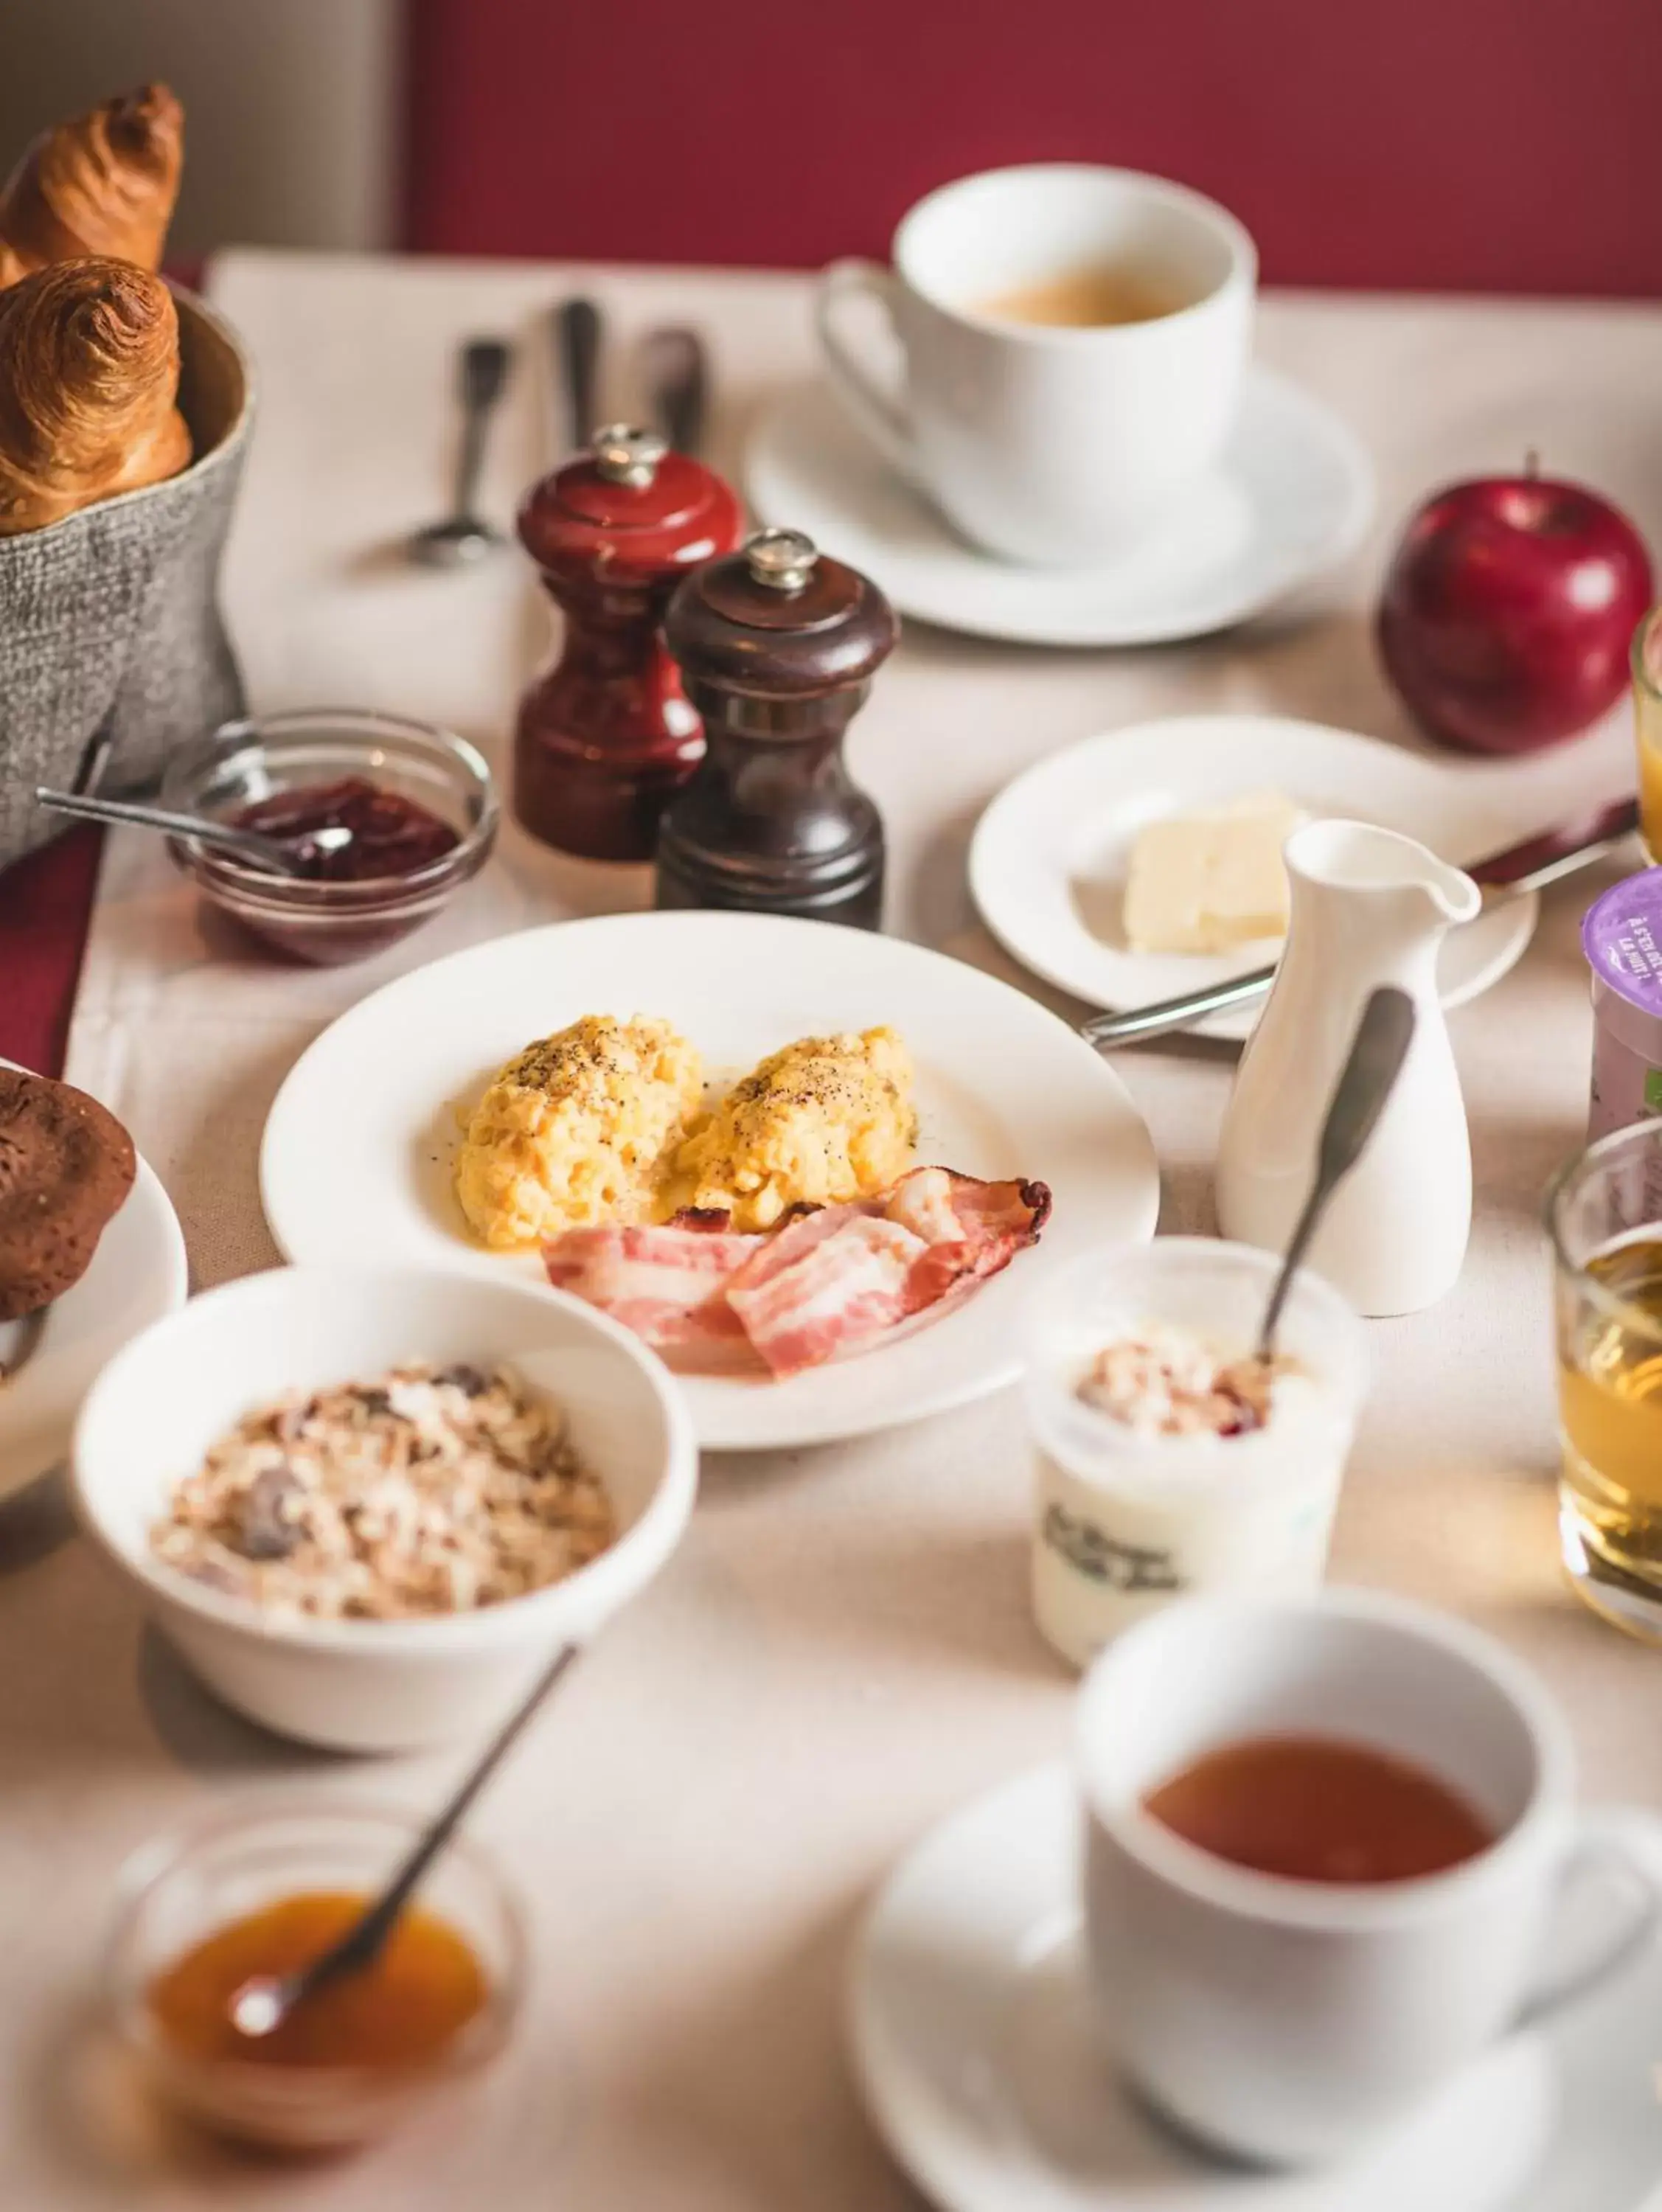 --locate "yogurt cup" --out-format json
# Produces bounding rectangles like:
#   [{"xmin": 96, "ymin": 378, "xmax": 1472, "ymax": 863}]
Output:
[
  {"xmin": 1023, "ymin": 1239, "xmax": 1366, "ymax": 1669},
  {"xmin": 1583, "ymin": 866, "xmax": 1662, "ymax": 1141}
]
